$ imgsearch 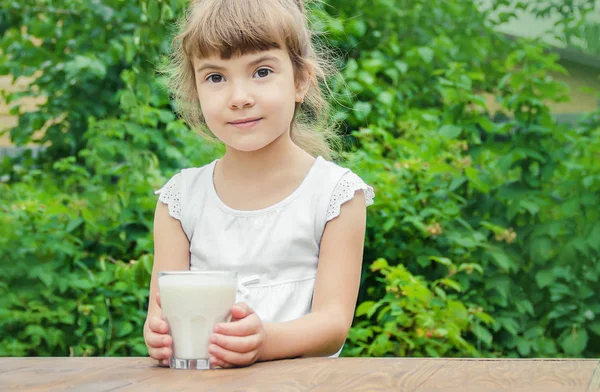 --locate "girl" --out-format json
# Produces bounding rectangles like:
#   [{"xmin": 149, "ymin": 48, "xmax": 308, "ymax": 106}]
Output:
[{"xmin": 144, "ymin": 0, "xmax": 374, "ymax": 368}]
